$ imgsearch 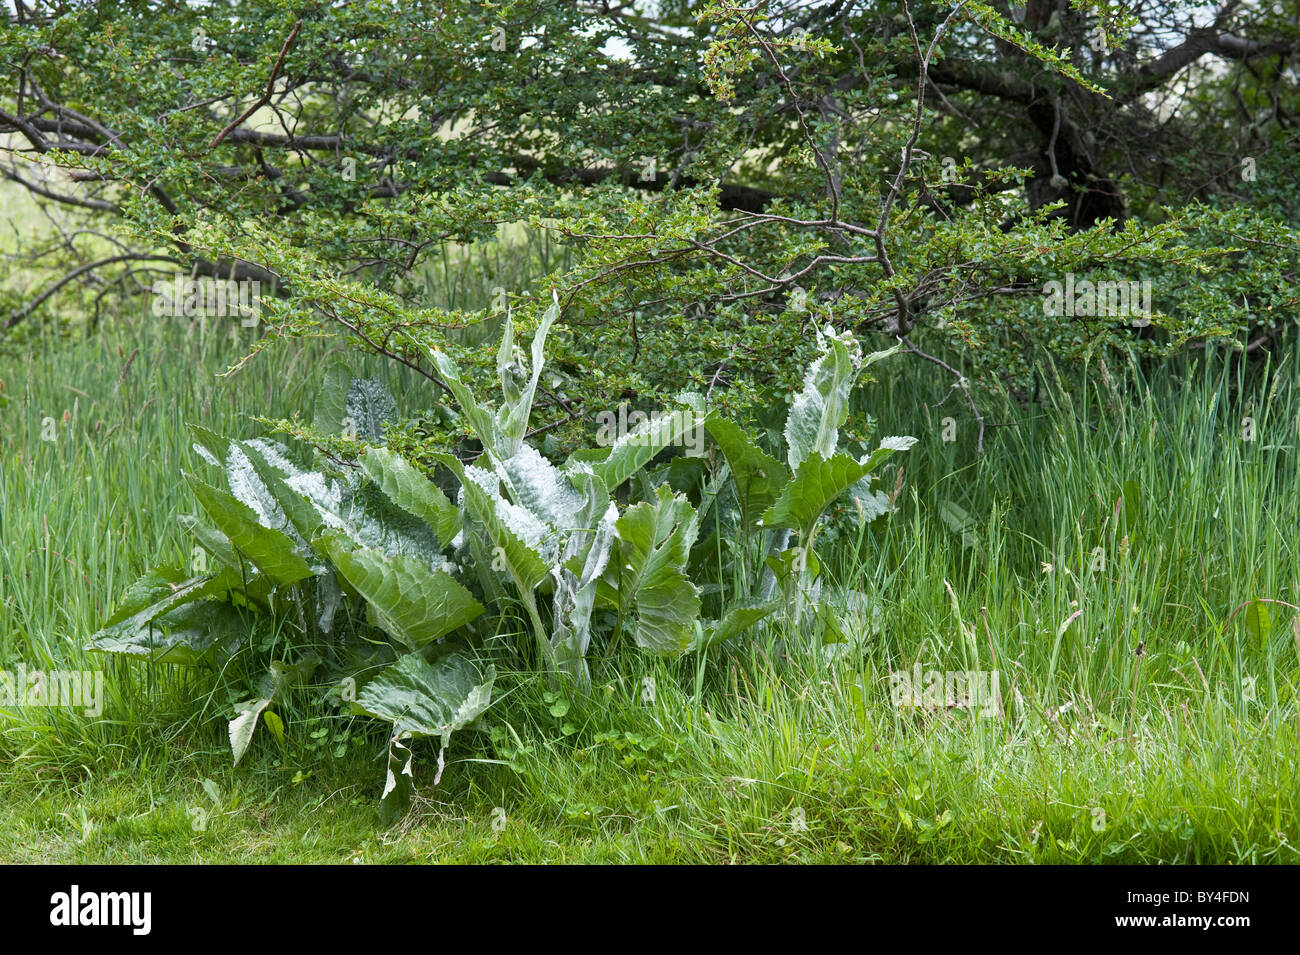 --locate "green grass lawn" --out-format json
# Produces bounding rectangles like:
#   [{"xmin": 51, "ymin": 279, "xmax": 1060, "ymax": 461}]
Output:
[{"xmin": 3, "ymin": 314, "xmax": 1299, "ymax": 863}]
